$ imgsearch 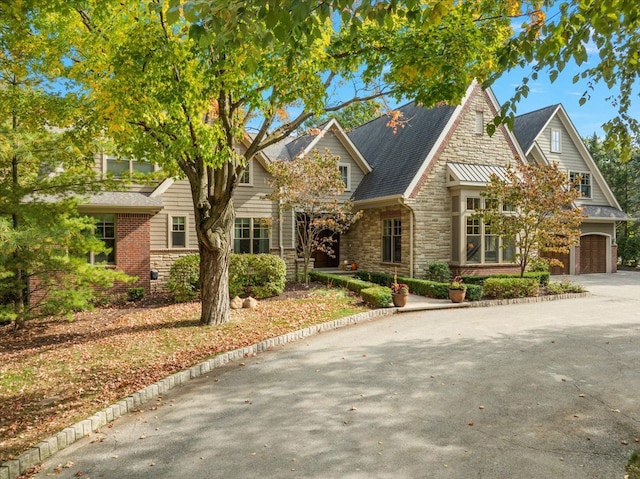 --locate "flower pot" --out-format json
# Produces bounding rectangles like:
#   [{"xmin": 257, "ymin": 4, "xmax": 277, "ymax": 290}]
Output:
[
  {"xmin": 448, "ymin": 288, "xmax": 466, "ymax": 303},
  {"xmin": 392, "ymin": 292, "xmax": 409, "ymax": 307}
]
